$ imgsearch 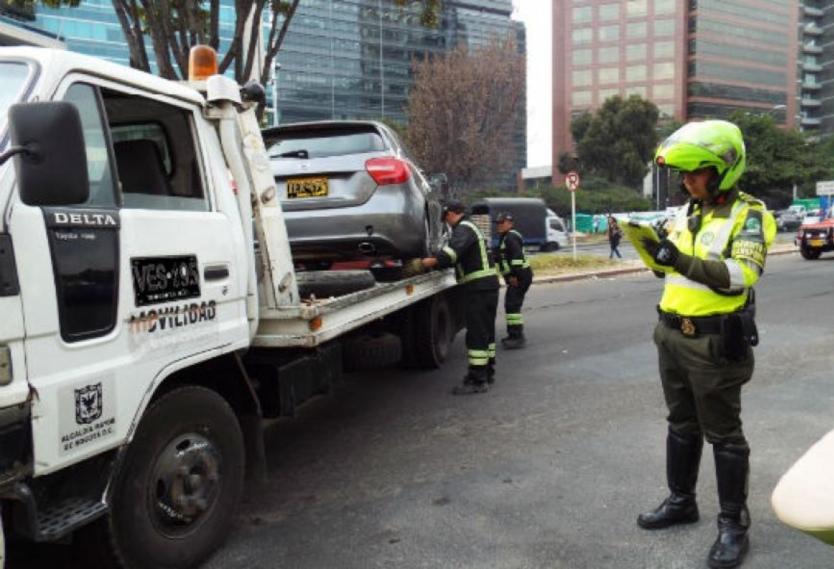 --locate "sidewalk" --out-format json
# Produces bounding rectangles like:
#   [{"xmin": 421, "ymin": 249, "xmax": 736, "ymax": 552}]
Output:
[{"xmin": 530, "ymin": 243, "xmax": 798, "ymax": 285}]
